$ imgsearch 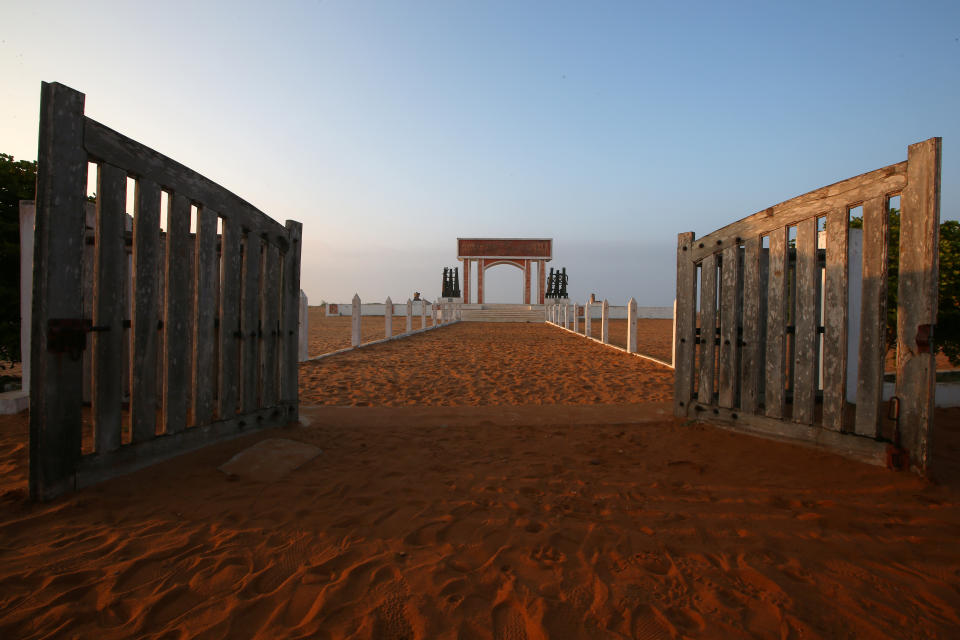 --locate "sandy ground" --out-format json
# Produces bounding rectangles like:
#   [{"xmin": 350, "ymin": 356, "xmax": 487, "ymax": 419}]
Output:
[
  {"xmin": 300, "ymin": 323, "xmax": 673, "ymax": 407},
  {"xmin": 579, "ymin": 318, "xmax": 674, "ymax": 364},
  {"xmin": 1, "ymin": 322, "xmax": 959, "ymax": 638},
  {"xmin": 307, "ymin": 307, "xmax": 435, "ymax": 358}
]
